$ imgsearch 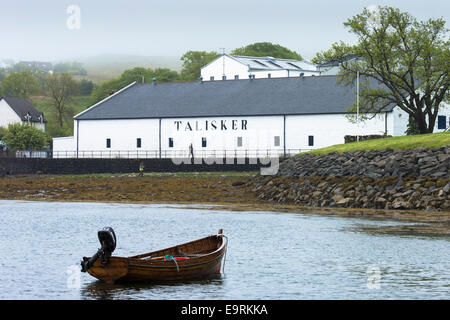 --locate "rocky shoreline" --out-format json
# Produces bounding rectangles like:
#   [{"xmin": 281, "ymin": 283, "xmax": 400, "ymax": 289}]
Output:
[{"xmin": 250, "ymin": 146, "xmax": 450, "ymax": 211}]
